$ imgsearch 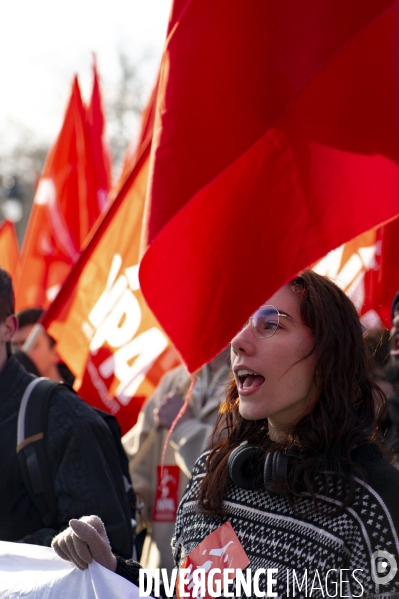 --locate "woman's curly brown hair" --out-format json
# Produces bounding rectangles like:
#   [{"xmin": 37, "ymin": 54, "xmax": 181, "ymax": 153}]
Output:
[{"xmin": 197, "ymin": 269, "xmax": 388, "ymax": 515}]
